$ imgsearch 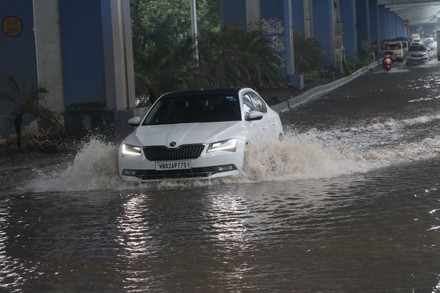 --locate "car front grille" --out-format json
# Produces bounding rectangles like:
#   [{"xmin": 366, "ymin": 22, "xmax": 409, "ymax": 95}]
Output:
[{"xmin": 143, "ymin": 144, "xmax": 205, "ymax": 161}]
